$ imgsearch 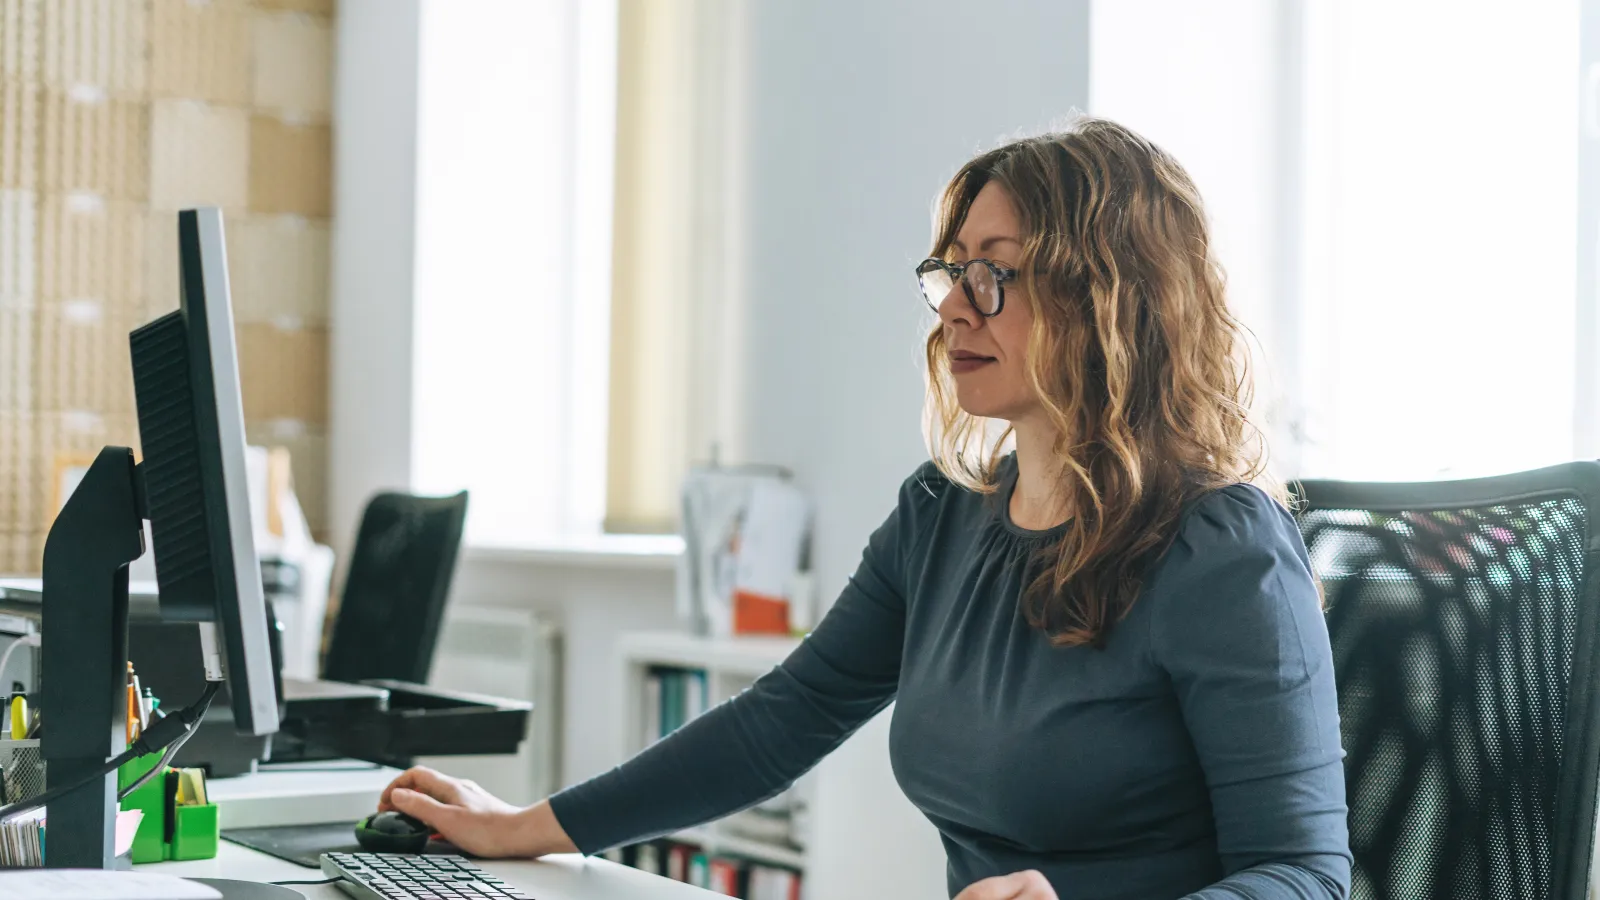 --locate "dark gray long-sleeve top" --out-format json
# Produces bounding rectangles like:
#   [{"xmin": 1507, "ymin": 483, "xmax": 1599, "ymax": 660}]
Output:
[{"xmin": 550, "ymin": 458, "xmax": 1352, "ymax": 899}]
